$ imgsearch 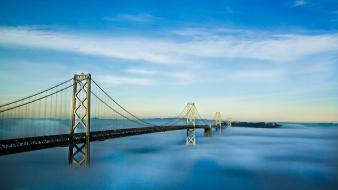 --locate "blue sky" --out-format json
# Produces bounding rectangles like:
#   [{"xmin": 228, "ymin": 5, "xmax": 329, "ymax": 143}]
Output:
[{"xmin": 0, "ymin": 0, "xmax": 337, "ymax": 122}]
